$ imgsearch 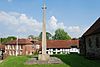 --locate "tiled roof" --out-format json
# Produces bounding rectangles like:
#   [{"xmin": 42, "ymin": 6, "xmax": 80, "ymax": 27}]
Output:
[
  {"xmin": 82, "ymin": 17, "xmax": 100, "ymax": 36},
  {"xmin": 5, "ymin": 39, "xmax": 79, "ymax": 49},
  {"xmin": 5, "ymin": 39, "xmax": 33, "ymax": 45},
  {"xmin": 37, "ymin": 40, "xmax": 79, "ymax": 49}
]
